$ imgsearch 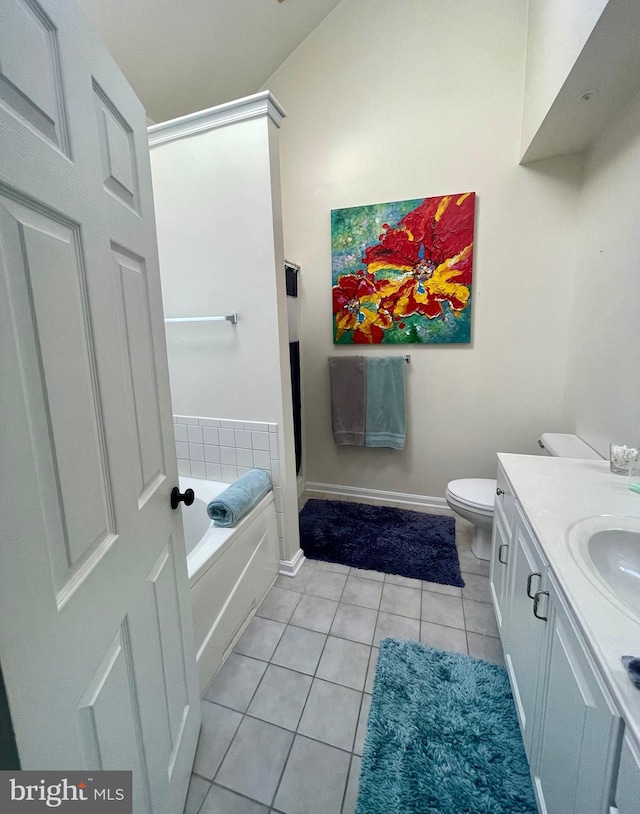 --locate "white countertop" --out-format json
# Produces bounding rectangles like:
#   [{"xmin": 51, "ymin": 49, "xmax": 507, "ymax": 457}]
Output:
[{"xmin": 497, "ymin": 453, "xmax": 640, "ymax": 746}]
